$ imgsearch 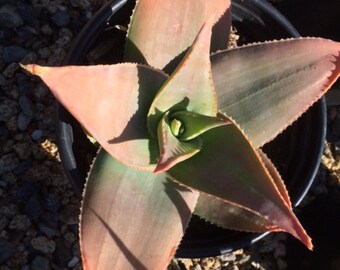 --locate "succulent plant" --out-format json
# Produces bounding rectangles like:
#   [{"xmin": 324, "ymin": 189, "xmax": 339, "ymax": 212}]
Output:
[{"xmin": 21, "ymin": 0, "xmax": 340, "ymax": 269}]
